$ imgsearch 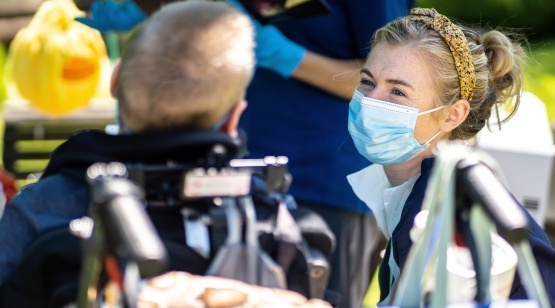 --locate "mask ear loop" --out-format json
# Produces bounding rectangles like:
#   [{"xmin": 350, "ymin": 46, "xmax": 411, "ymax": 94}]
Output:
[
  {"xmin": 417, "ymin": 105, "xmax": 446, "ymax": 116},
  {"xmin": 423, "ymin": 130, "xmax": 442, "ymax": 145},
  {"xmin": 417, "ymin": 105, "xmax": 447, "ymax": 145}
]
